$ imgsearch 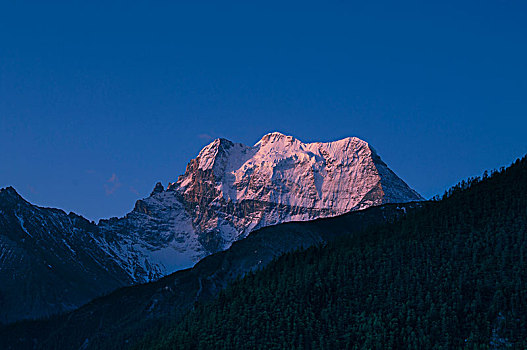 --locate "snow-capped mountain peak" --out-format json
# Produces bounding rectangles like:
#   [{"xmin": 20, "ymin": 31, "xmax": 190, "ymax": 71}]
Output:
[
  {"xmin": 0, "ymin": 133, "xmax": 423, "ymax": 323},
  {"xmin": 5, "ymin": 133, "xmax": 424, "ymax": 287},
  {"xmin": 174, "ymin": 132, "xmax": 421, "ymax": 210},
  {"xmin": 109, "ymin": 134, "xmax": 421, "ymax": 276}
]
